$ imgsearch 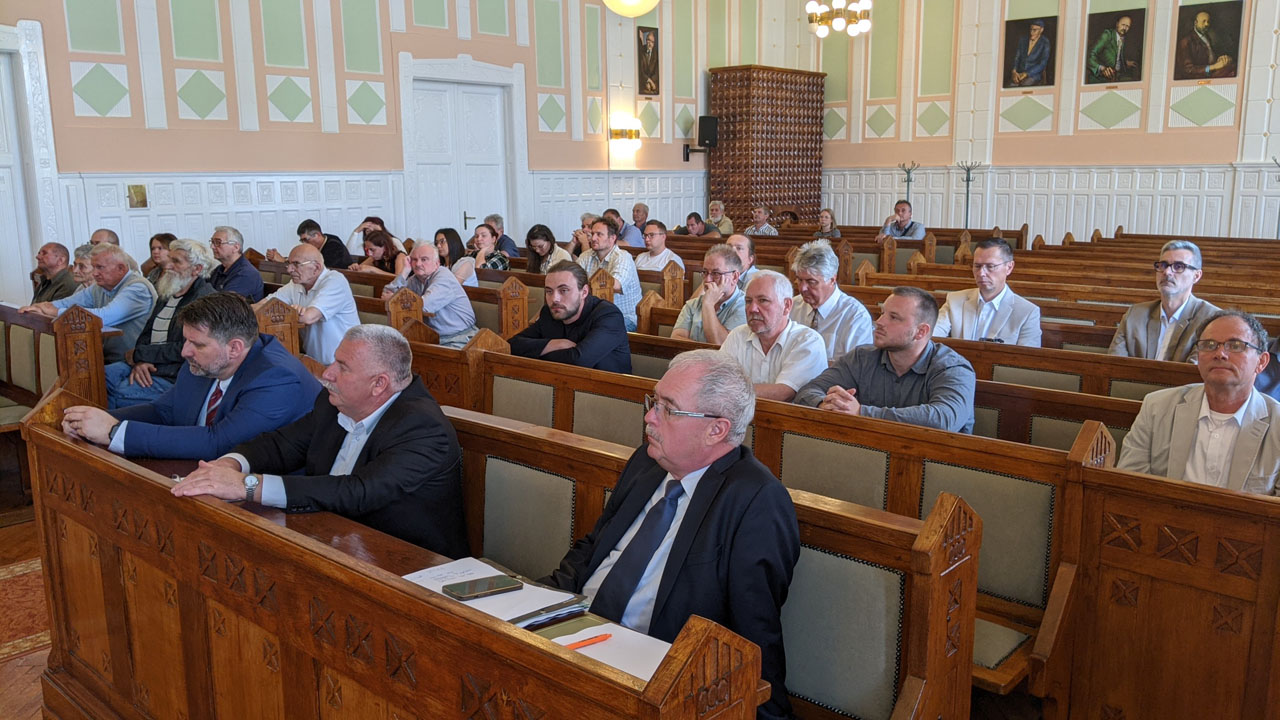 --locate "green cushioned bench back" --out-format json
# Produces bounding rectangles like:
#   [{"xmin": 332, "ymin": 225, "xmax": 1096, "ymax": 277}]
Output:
[
  {"xmin": 779, "ymin": 432, "xmax": 890, "ymax": 510},
  {"xmin": 482, "ymin": 458, "xmax": 575, "ymax": 579}
]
